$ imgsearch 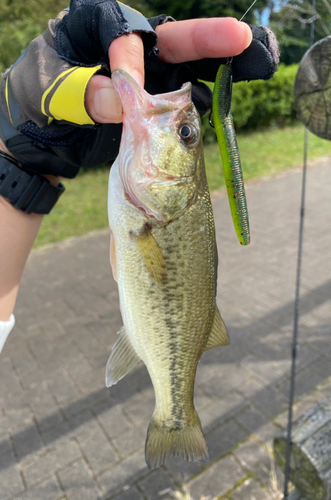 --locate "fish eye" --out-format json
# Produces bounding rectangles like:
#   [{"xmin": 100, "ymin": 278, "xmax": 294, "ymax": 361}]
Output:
[{"xmin": 179, "ymin": 123, "xmax": 198, "ymax": 144}]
